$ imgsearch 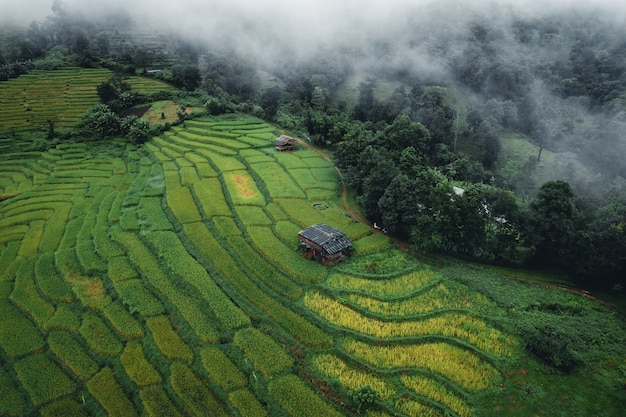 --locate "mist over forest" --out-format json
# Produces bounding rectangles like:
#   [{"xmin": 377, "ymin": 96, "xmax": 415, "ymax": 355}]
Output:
[{"xmin": 2, "ymin": 0, "xmax": 626, "ymax": 291}]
